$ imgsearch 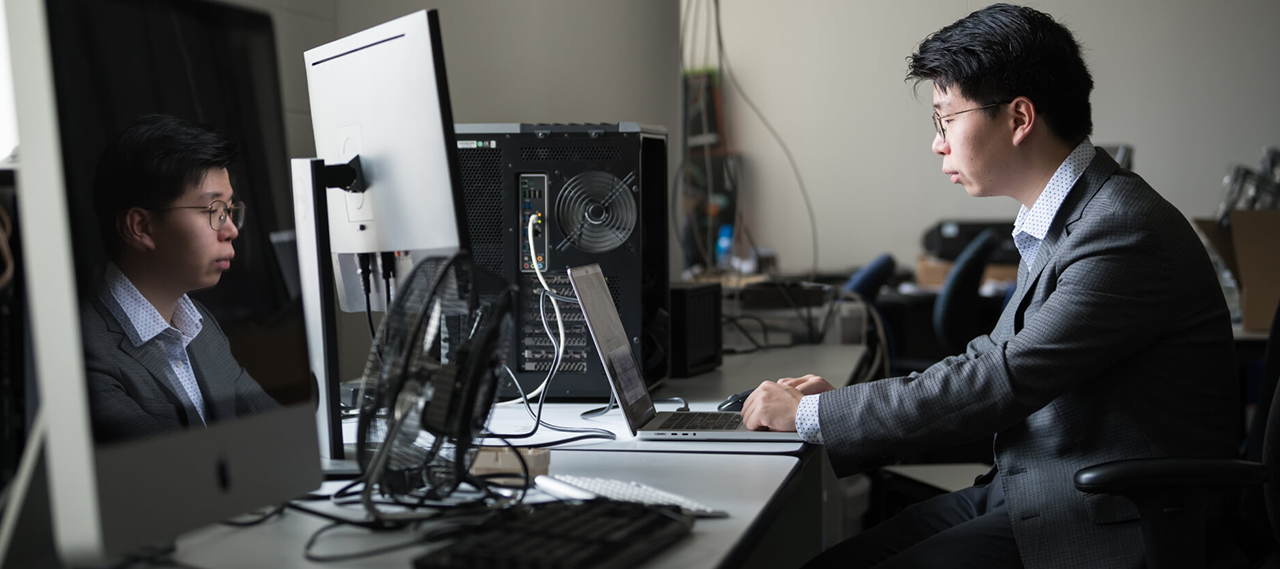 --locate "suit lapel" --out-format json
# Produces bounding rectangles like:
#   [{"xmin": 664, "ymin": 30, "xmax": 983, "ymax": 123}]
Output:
[
  {"xmin": 189, "ymin": 330, "xmax": 233, "ymax": 422},
  {"xmin": 93, "ymin": 292, "xmax": 205, "ymax": 426},
  {"xmin": 1008, "ymin": 148, "xmax": 1120, "ymax": 332}
]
